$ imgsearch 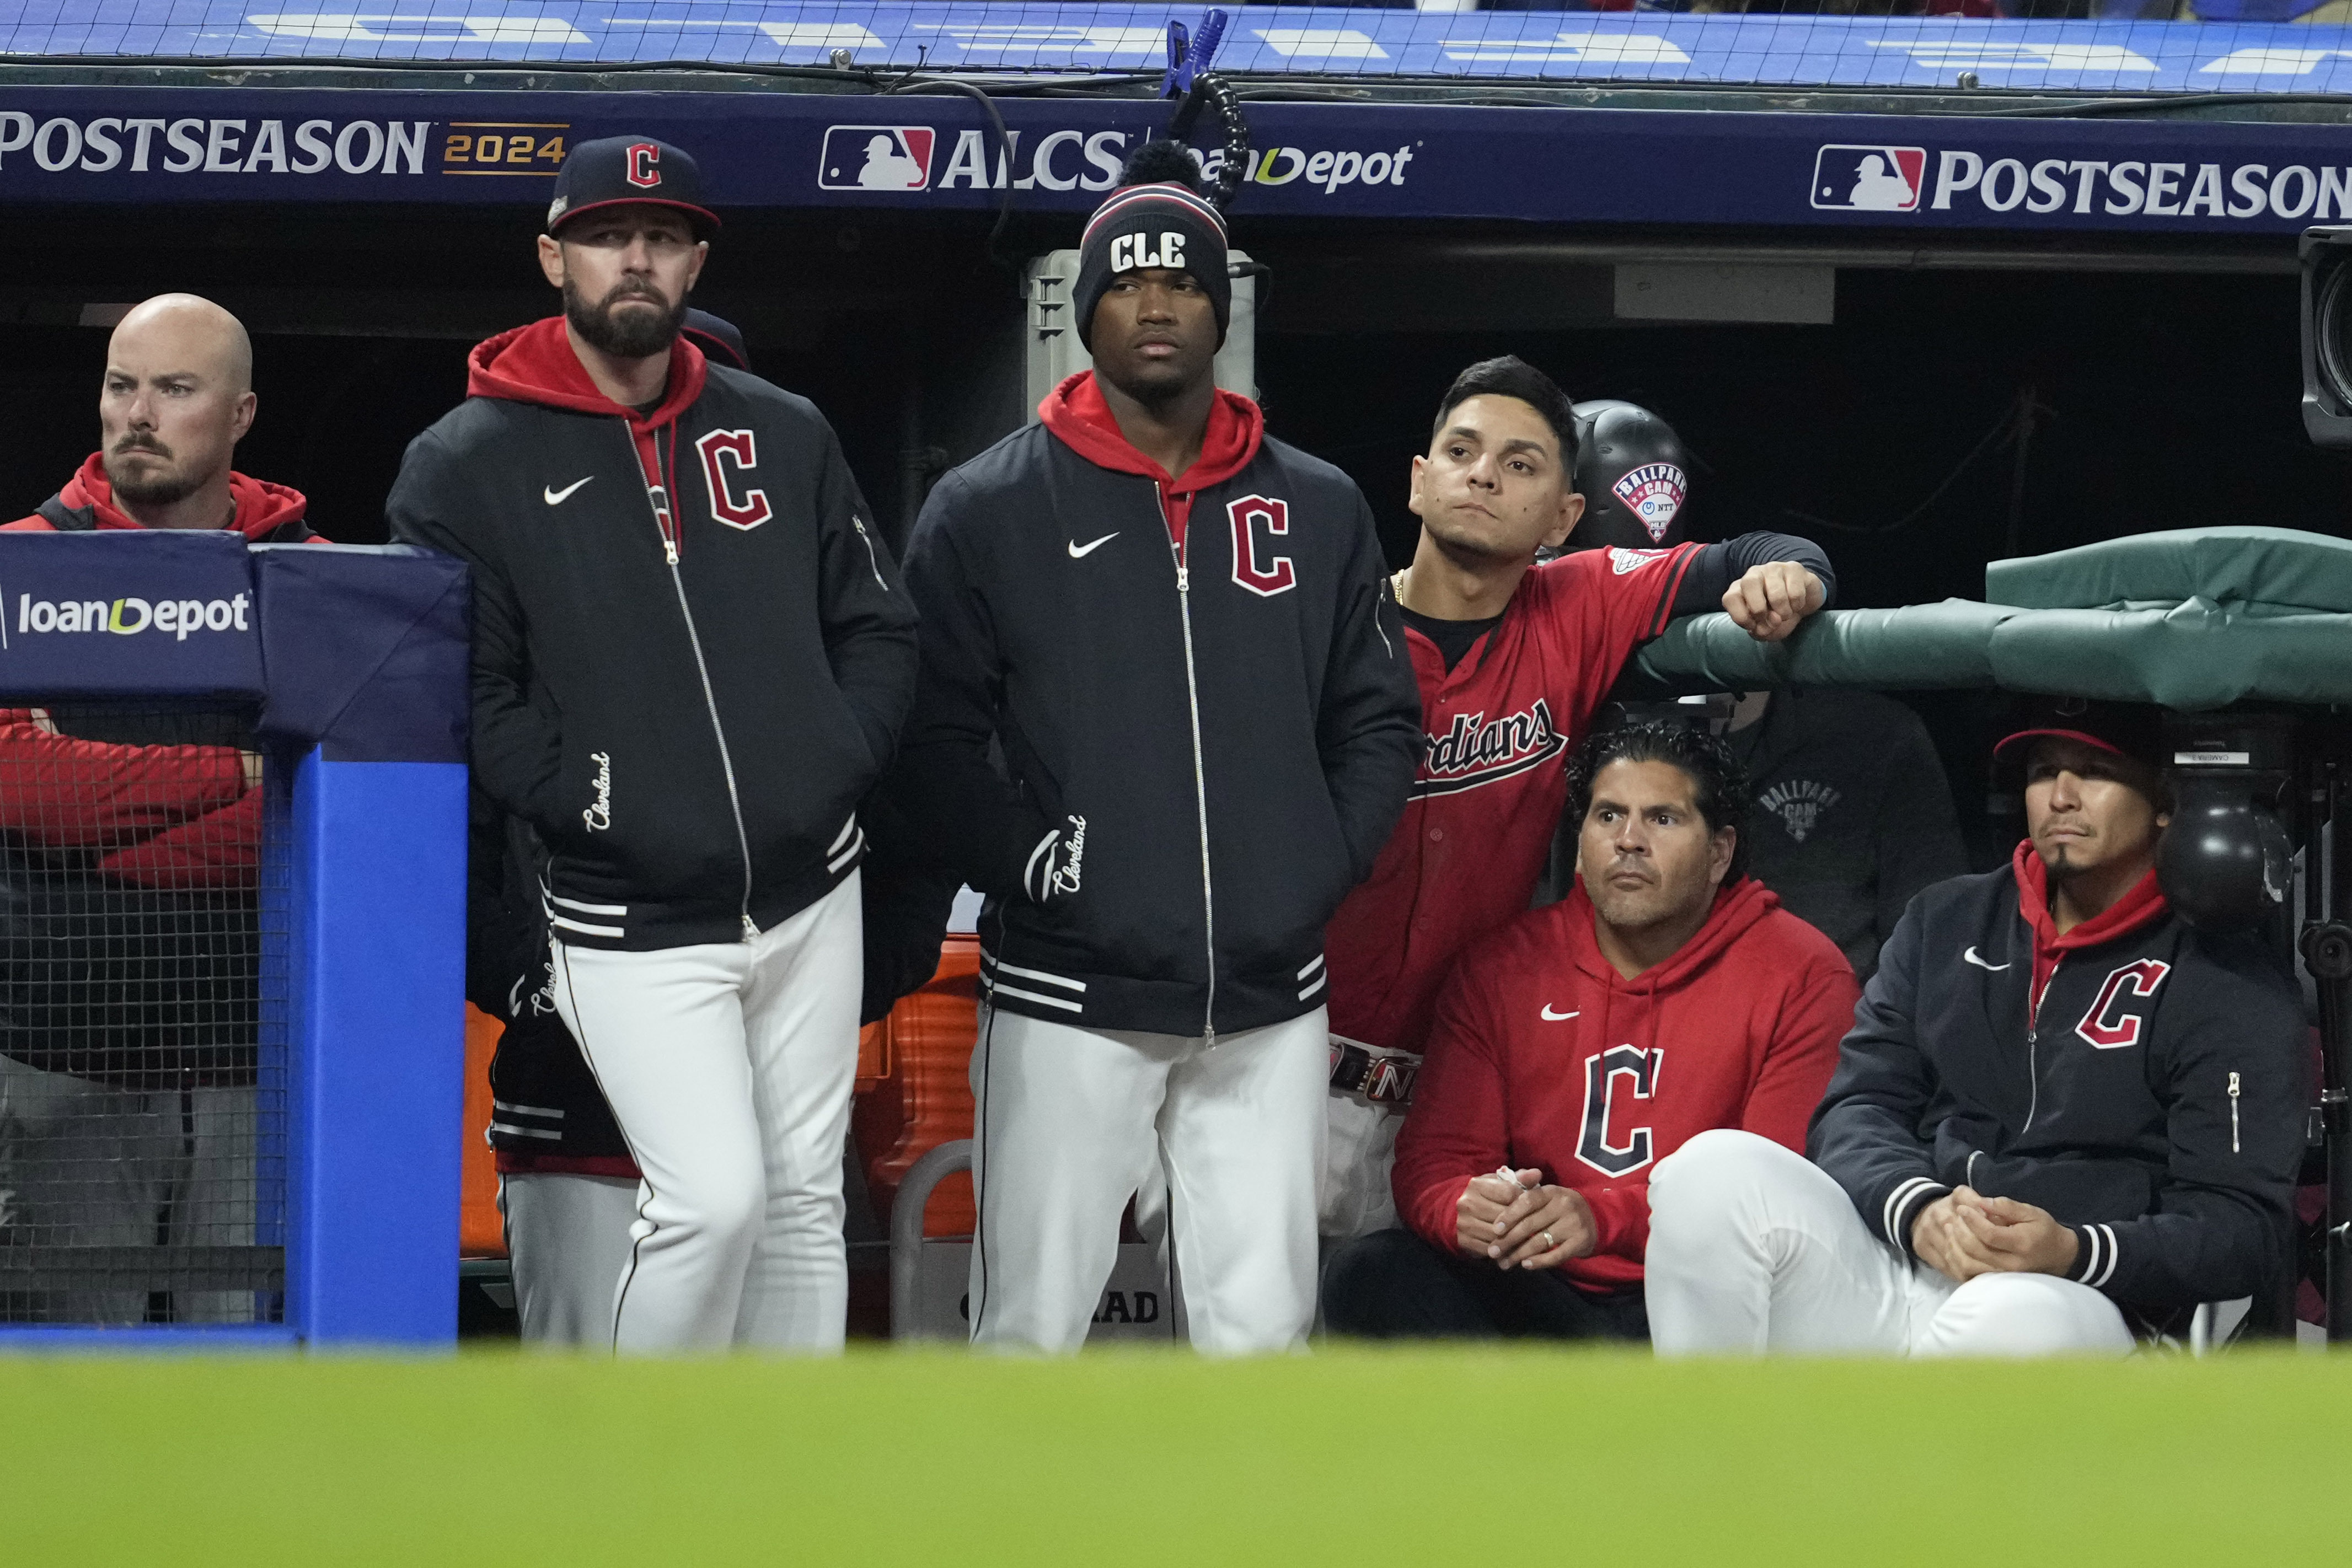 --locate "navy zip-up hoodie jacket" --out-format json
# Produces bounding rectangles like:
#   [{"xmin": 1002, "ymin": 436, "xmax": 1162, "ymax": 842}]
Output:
[
  {"xmin": 894, "ymin": 372, "xmax": 1421, "ymax": 1038},
  {"xmin": 388, "ymin": 318, "xmax": 919, "ymax": 951},
  {"xmin": 1810, "ymin": 841, "xmax": 2307, "ymax": 1322}
]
